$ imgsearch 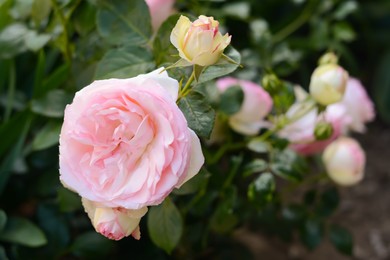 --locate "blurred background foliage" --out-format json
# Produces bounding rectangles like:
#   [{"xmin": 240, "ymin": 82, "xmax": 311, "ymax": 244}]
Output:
[{"xmin": 0, "ymin": 0, "xmax": 388, "ymax": 259}]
